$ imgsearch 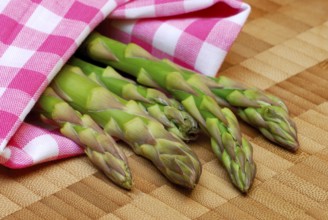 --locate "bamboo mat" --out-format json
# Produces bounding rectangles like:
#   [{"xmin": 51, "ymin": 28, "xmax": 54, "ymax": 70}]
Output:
[{"xmin": 2, "ymin": 0, "xmax": 328, "ymax": 219}]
